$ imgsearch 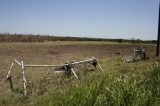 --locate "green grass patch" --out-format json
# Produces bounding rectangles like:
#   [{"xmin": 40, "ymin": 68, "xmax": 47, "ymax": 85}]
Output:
[{"xmin": 24, "ymin": 60, "xmax": 160, "ymax": 106}]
